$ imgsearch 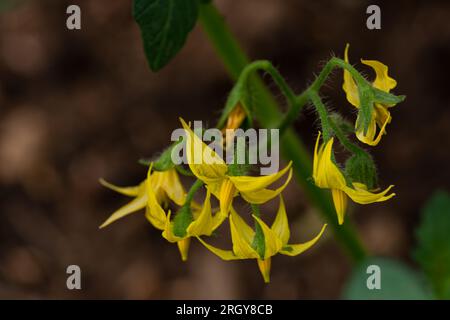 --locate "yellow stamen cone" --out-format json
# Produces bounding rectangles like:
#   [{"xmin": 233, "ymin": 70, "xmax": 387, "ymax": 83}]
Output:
[
  {"xmin": 331, "ymin": 188, "xmax": 348, "ymax": 225},
  {"xmin": 219, "ymin": 179, "xmax": 236, "ymax": 216},
  {"xmin": 257, "ymin": 258, "xmax": 272, "ymax": 284},
  {"xmin": 177, "ymin": 238, "xmax": 191, "ymax": 262}
]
